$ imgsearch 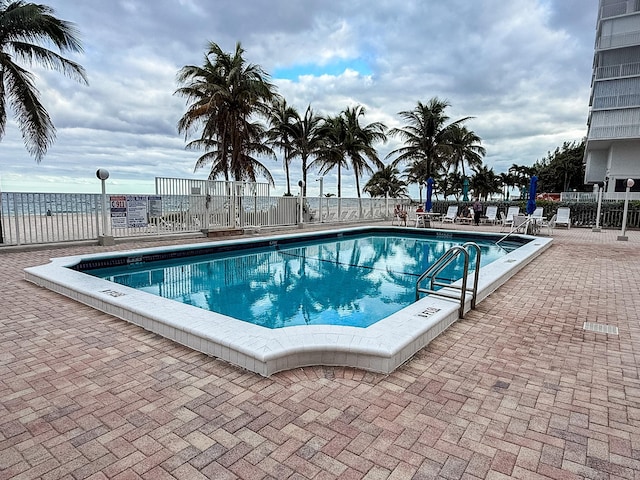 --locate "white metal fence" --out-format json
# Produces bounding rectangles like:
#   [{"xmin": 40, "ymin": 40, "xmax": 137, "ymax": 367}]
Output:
[{"xmin": 0, "ymin": 191, "xmax": 396, "ymax": 246}]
